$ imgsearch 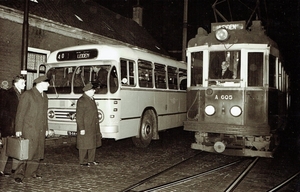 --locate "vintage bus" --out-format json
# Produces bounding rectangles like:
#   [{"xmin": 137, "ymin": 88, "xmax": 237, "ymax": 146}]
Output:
[{"xmin": 38, "ymin": 44, "xmax": 187, "ymax": 147}]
